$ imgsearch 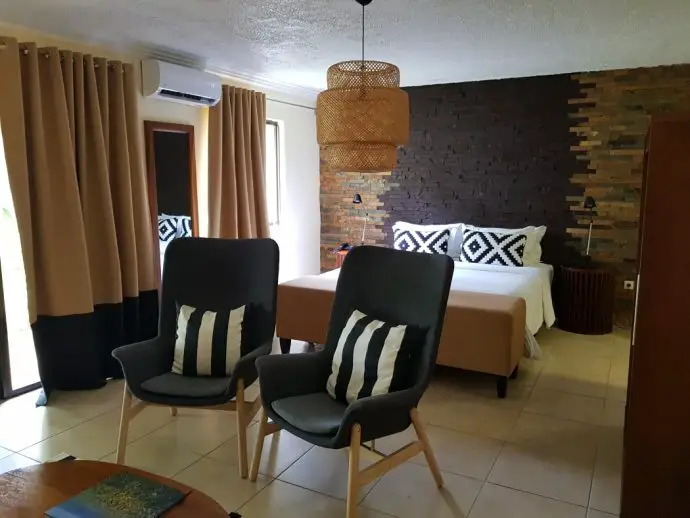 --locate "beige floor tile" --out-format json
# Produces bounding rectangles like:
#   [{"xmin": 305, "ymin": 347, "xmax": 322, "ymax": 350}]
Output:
[
  {"xmin": 525, "ymin": 387, "xmax": 609, "ymax": 426},
  {"xmin": 20, "ymin": 405, "xmax": 176, "ymax": 462},
  {"xmin": 375, "ymin": 424, "xmax": 502, "ymax": 480},
  {"xmin": 587, "ymin": 510, "xmax": 618, "ymax": 518},
  {"xmin": 507, "ymin": 412, "xmax": 600, "ymax": 455},
  {"xmin": 419, "ymin": 394, "xmax": 522, "ymax": 441},
  {"xmin": 101, "ymin": 432, "xmax": 201, "ymax": 477},
  {"xmin": 173, "ymin": 456, "xmax": 271, "ymax": 511},
  {"xmin": 535, "ymin": 357, "xmax": 610, "ymax": 398},
  {"xmin": 488, "ymin": 441, "xmax": 596, "ymax": 506},
  {"xmin": 208, "ymin": 422, "xmax": 312, "ymax": 477},
  {"xmin": 469, "ymin": 483, "xmax": 587, "ymax": 518},
  {"xmin": 590, "ymin": 429, "xmax": 623, "ymax": 515},
  {"xmin": 278, "ymin": 446, "xmax": 376, "ymax": 501},
  {"xmin": 361, "ymin": 462, "xmax": 482, "ymax": 518},
  {"xmin": 48, "ymin": 380, "xmax": 125, "ymax": 419},
  {"xmin": 140, "ymin": 408, "xmax": 239, "ymax": 456},
  {"xmin": 240, "ymin": 479, "xmax": 394, "ymax": 518},
  {"xmin": 0, "ymin": 453, "xmax": 39, "ymax": 474},
  {"xmin": 0, "ymin": 396, "xmax": 90, "ymax": 451}
]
